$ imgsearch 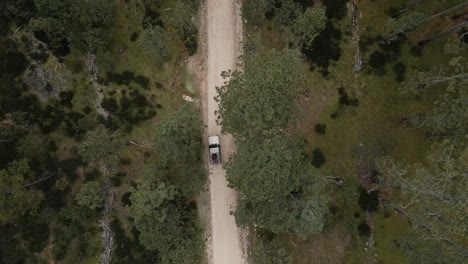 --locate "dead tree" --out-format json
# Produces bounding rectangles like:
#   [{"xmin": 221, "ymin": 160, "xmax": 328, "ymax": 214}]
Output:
[
  {"xmin": 22, "ymin": 173, "xmax": 56, "ymax": 189},
  {"xmin": 424, "ymin": 2, "xmax": 468, "ymax": 22},
  {"xmin": 392, "ymin": 0, "xmax": 427, "ymax": 18},
  {"xmin": 419, "ymin": 21, "xmax": 468, "ymax": 46},
  {"xmin": 86, "ymin": 52, "xmax": 109, "ymax": 118},
  {"xmin": 350, "ymin": 0, "xmax": 363, "ymax": 72},
  {"xmin": 99, "ymin": 178, "xmax": 114, "ymax": 264}
]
